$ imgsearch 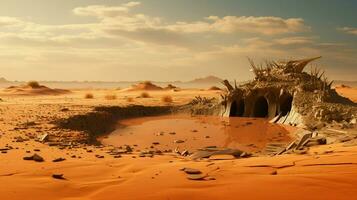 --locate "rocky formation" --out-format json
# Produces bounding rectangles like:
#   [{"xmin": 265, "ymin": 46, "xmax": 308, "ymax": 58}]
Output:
[{"xmin": 187, "ymin": 57, "xmax": 356, "ymax": 130}]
